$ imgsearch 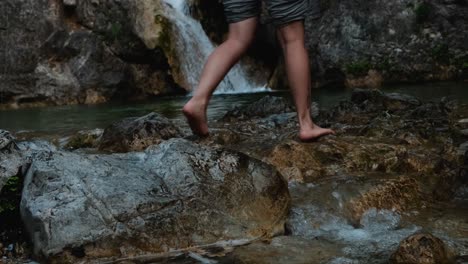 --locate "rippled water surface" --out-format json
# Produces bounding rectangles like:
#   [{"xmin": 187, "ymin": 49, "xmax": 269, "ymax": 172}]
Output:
[{"xmin": 0, "ymin": 82, "xmax": 466, "ymax": 138}]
